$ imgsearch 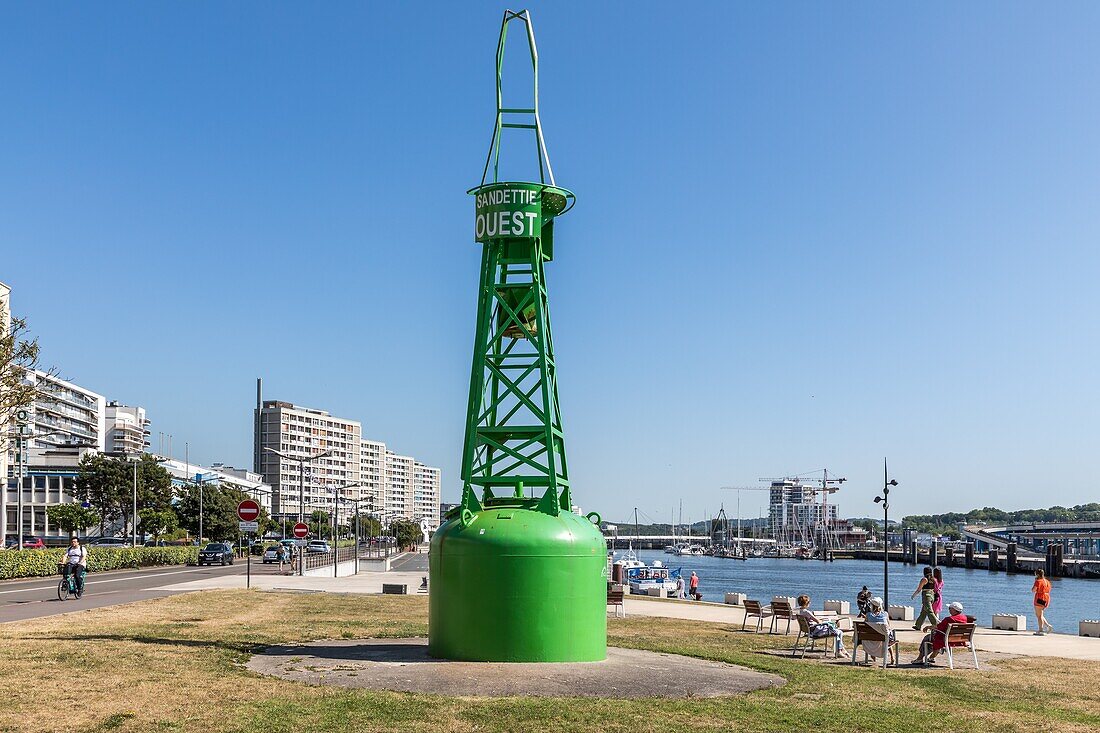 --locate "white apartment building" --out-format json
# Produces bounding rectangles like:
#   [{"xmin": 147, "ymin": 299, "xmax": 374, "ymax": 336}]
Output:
[
  {"xmin": 384, "ymin": 451, "xmax": 415, "ymax": 520},
  {"xmin": 360, "ymin": 440, "xmax": 441, "ymax": 530},
  {"xmin": 412, "ymin": 461, "xmax": 442, "ymax": 529},
  {"xmin": 256, "ymin": 401, "xmax": 362, "ymax": 523},
  {"xmin": 768, "ymin": 479, "xmax": 838, "ymax": 544},
  {"xmin": 3, "ymin": 370, "xmax": 106, "ymax": 543},
  {"xmin": 104, "ymin": 402, "xmax": 150, "ymax": 456},
  {"xmin": 359, "ymin": 439, "xmax": 386, "ymax": 513}
]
